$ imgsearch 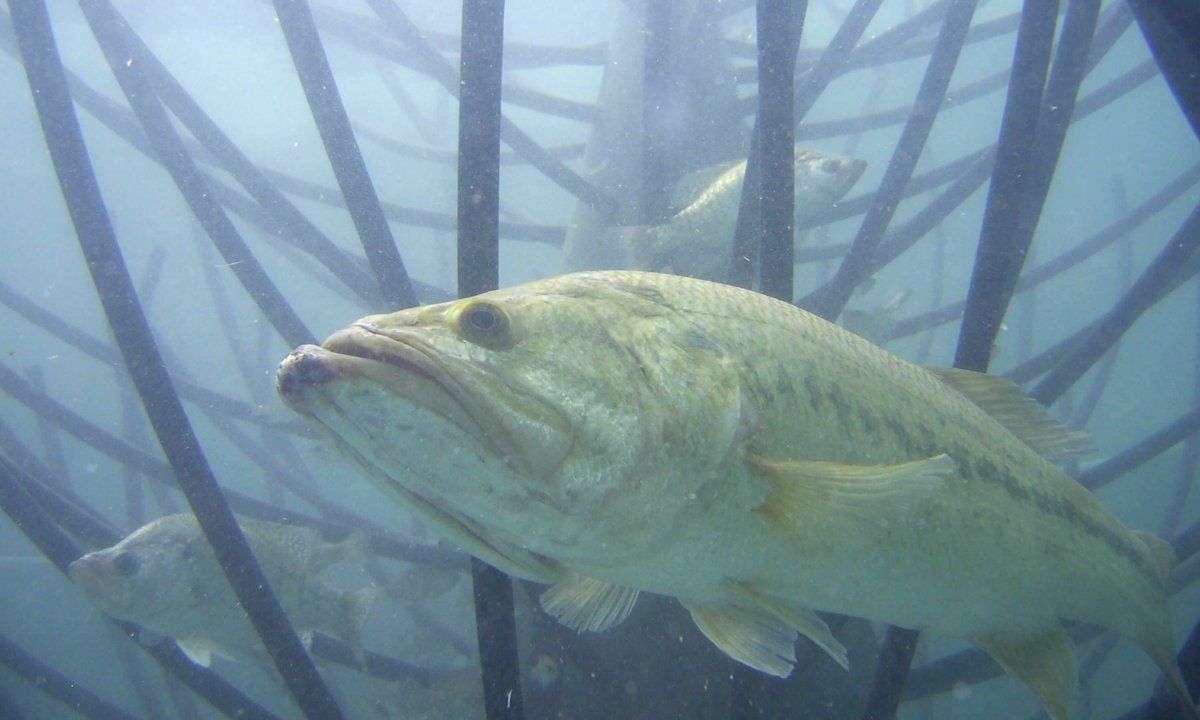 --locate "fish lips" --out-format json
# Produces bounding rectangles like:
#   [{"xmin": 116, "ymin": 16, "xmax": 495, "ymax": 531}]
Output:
[
  {"xmin": 278, "ymin": 324, "xmax": 570, "ymax": 482},
  {"xmin": 68, "ymin": 554, "xmax": 123, "ymax": 614}
]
